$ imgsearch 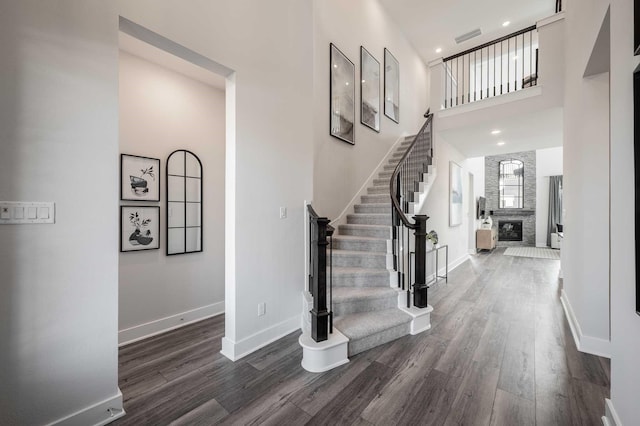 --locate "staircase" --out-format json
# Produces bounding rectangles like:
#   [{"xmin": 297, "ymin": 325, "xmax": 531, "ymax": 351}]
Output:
[{"xmin": 331, "ymin": 135, "xmax": 435, "ymax": 356}]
